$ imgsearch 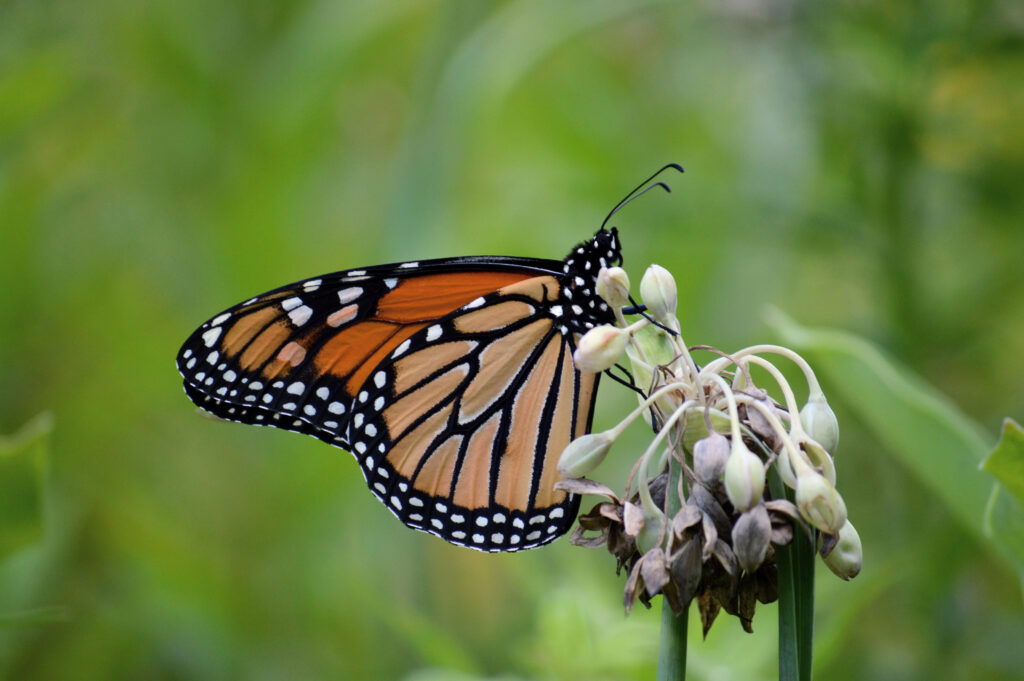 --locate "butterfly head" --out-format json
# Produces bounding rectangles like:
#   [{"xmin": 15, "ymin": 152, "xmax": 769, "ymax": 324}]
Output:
[{"xmin": 557, "ymin": 227, "xmax": 622, "ymax": 335}]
